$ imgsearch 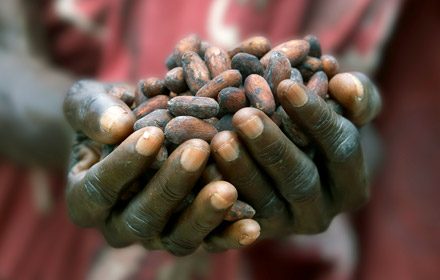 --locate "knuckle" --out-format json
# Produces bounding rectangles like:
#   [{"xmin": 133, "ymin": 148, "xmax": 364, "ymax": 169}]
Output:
[
  {"xmin": 190, "ymin": 219, "xmax": 214, "ymax": 235},
  {"xmin": 283, "ymin": 163, "xmax": 320, "ymax": 204},
  {"xmin": 327, "ymin": 119, "xmax": 361, "ymax": 162},
  {"xmin": 156, "ymin": 175, "xmax": 183, "ymax": 203},
  {"xmin": 259, "ymin": 137, "xmax": 289, "ymax": 168},
  {"xmin": 162, "ymin": 237, "xmax": 197, "ymax": 256},
  {"xmin": 123, "ymin": 205, "xmax": 161, "ymax": 240},
  {"xmin": 84, "ymin": 168, "xmax": 117, "ymax": 206}
]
